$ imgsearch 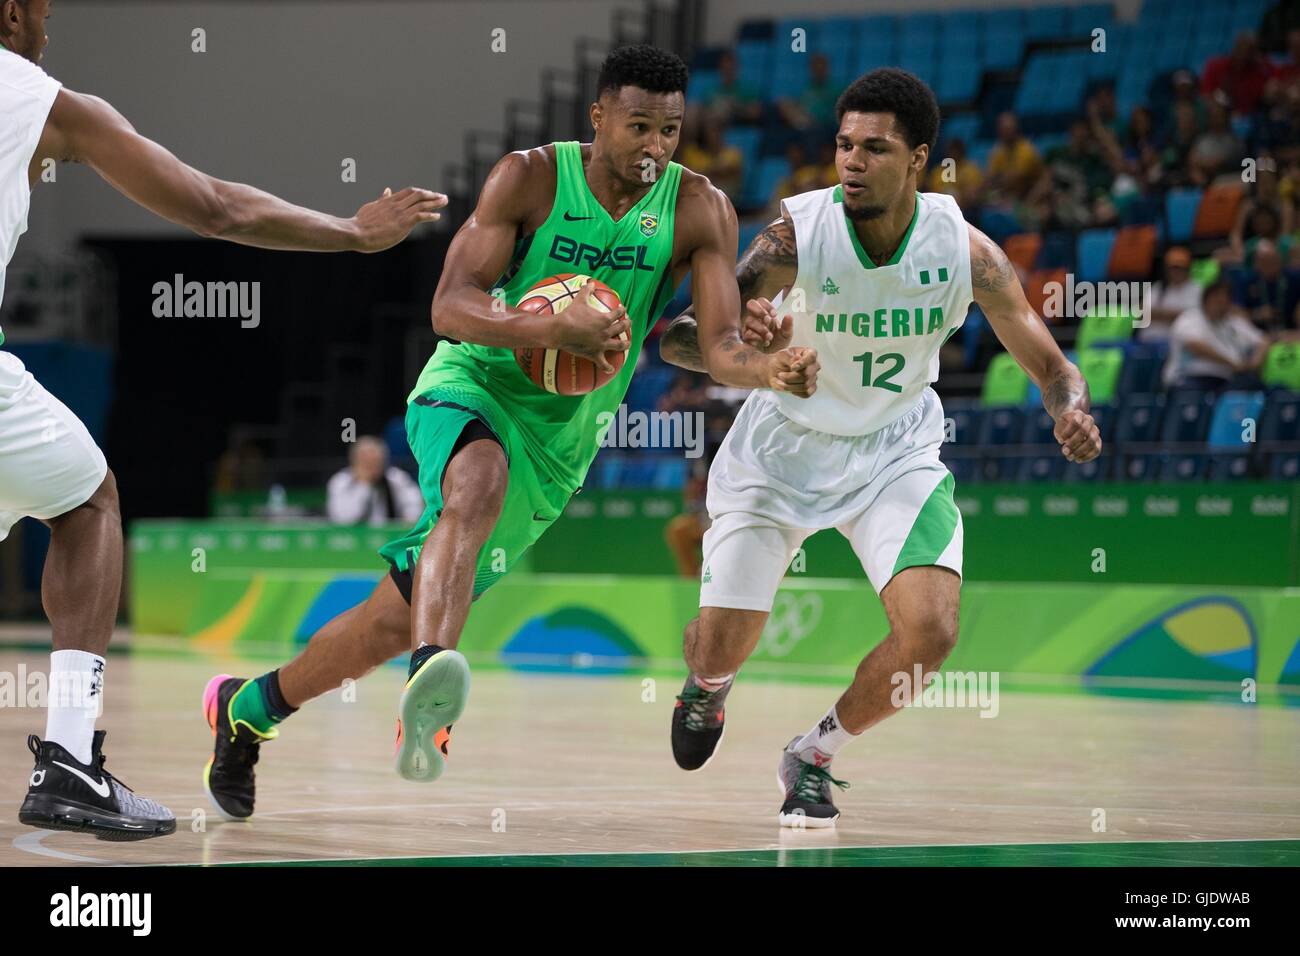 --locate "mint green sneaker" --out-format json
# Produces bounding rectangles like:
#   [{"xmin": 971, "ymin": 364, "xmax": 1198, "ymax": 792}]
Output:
[{"xmin": 395, "ymin": 649, "xmax": 470, "ymax": 782}]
